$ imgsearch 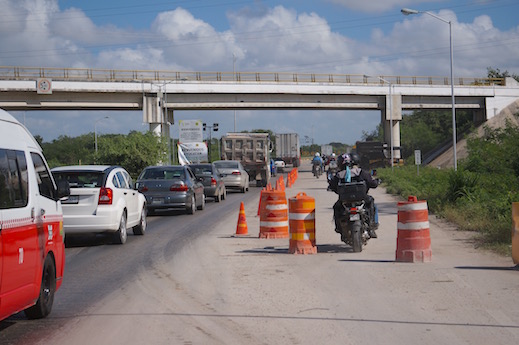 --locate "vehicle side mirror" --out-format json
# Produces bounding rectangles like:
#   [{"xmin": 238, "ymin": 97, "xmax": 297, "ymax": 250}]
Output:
[{"xmin": 56, "ymin": 180, "xmax": 70, "ymax": 200}]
